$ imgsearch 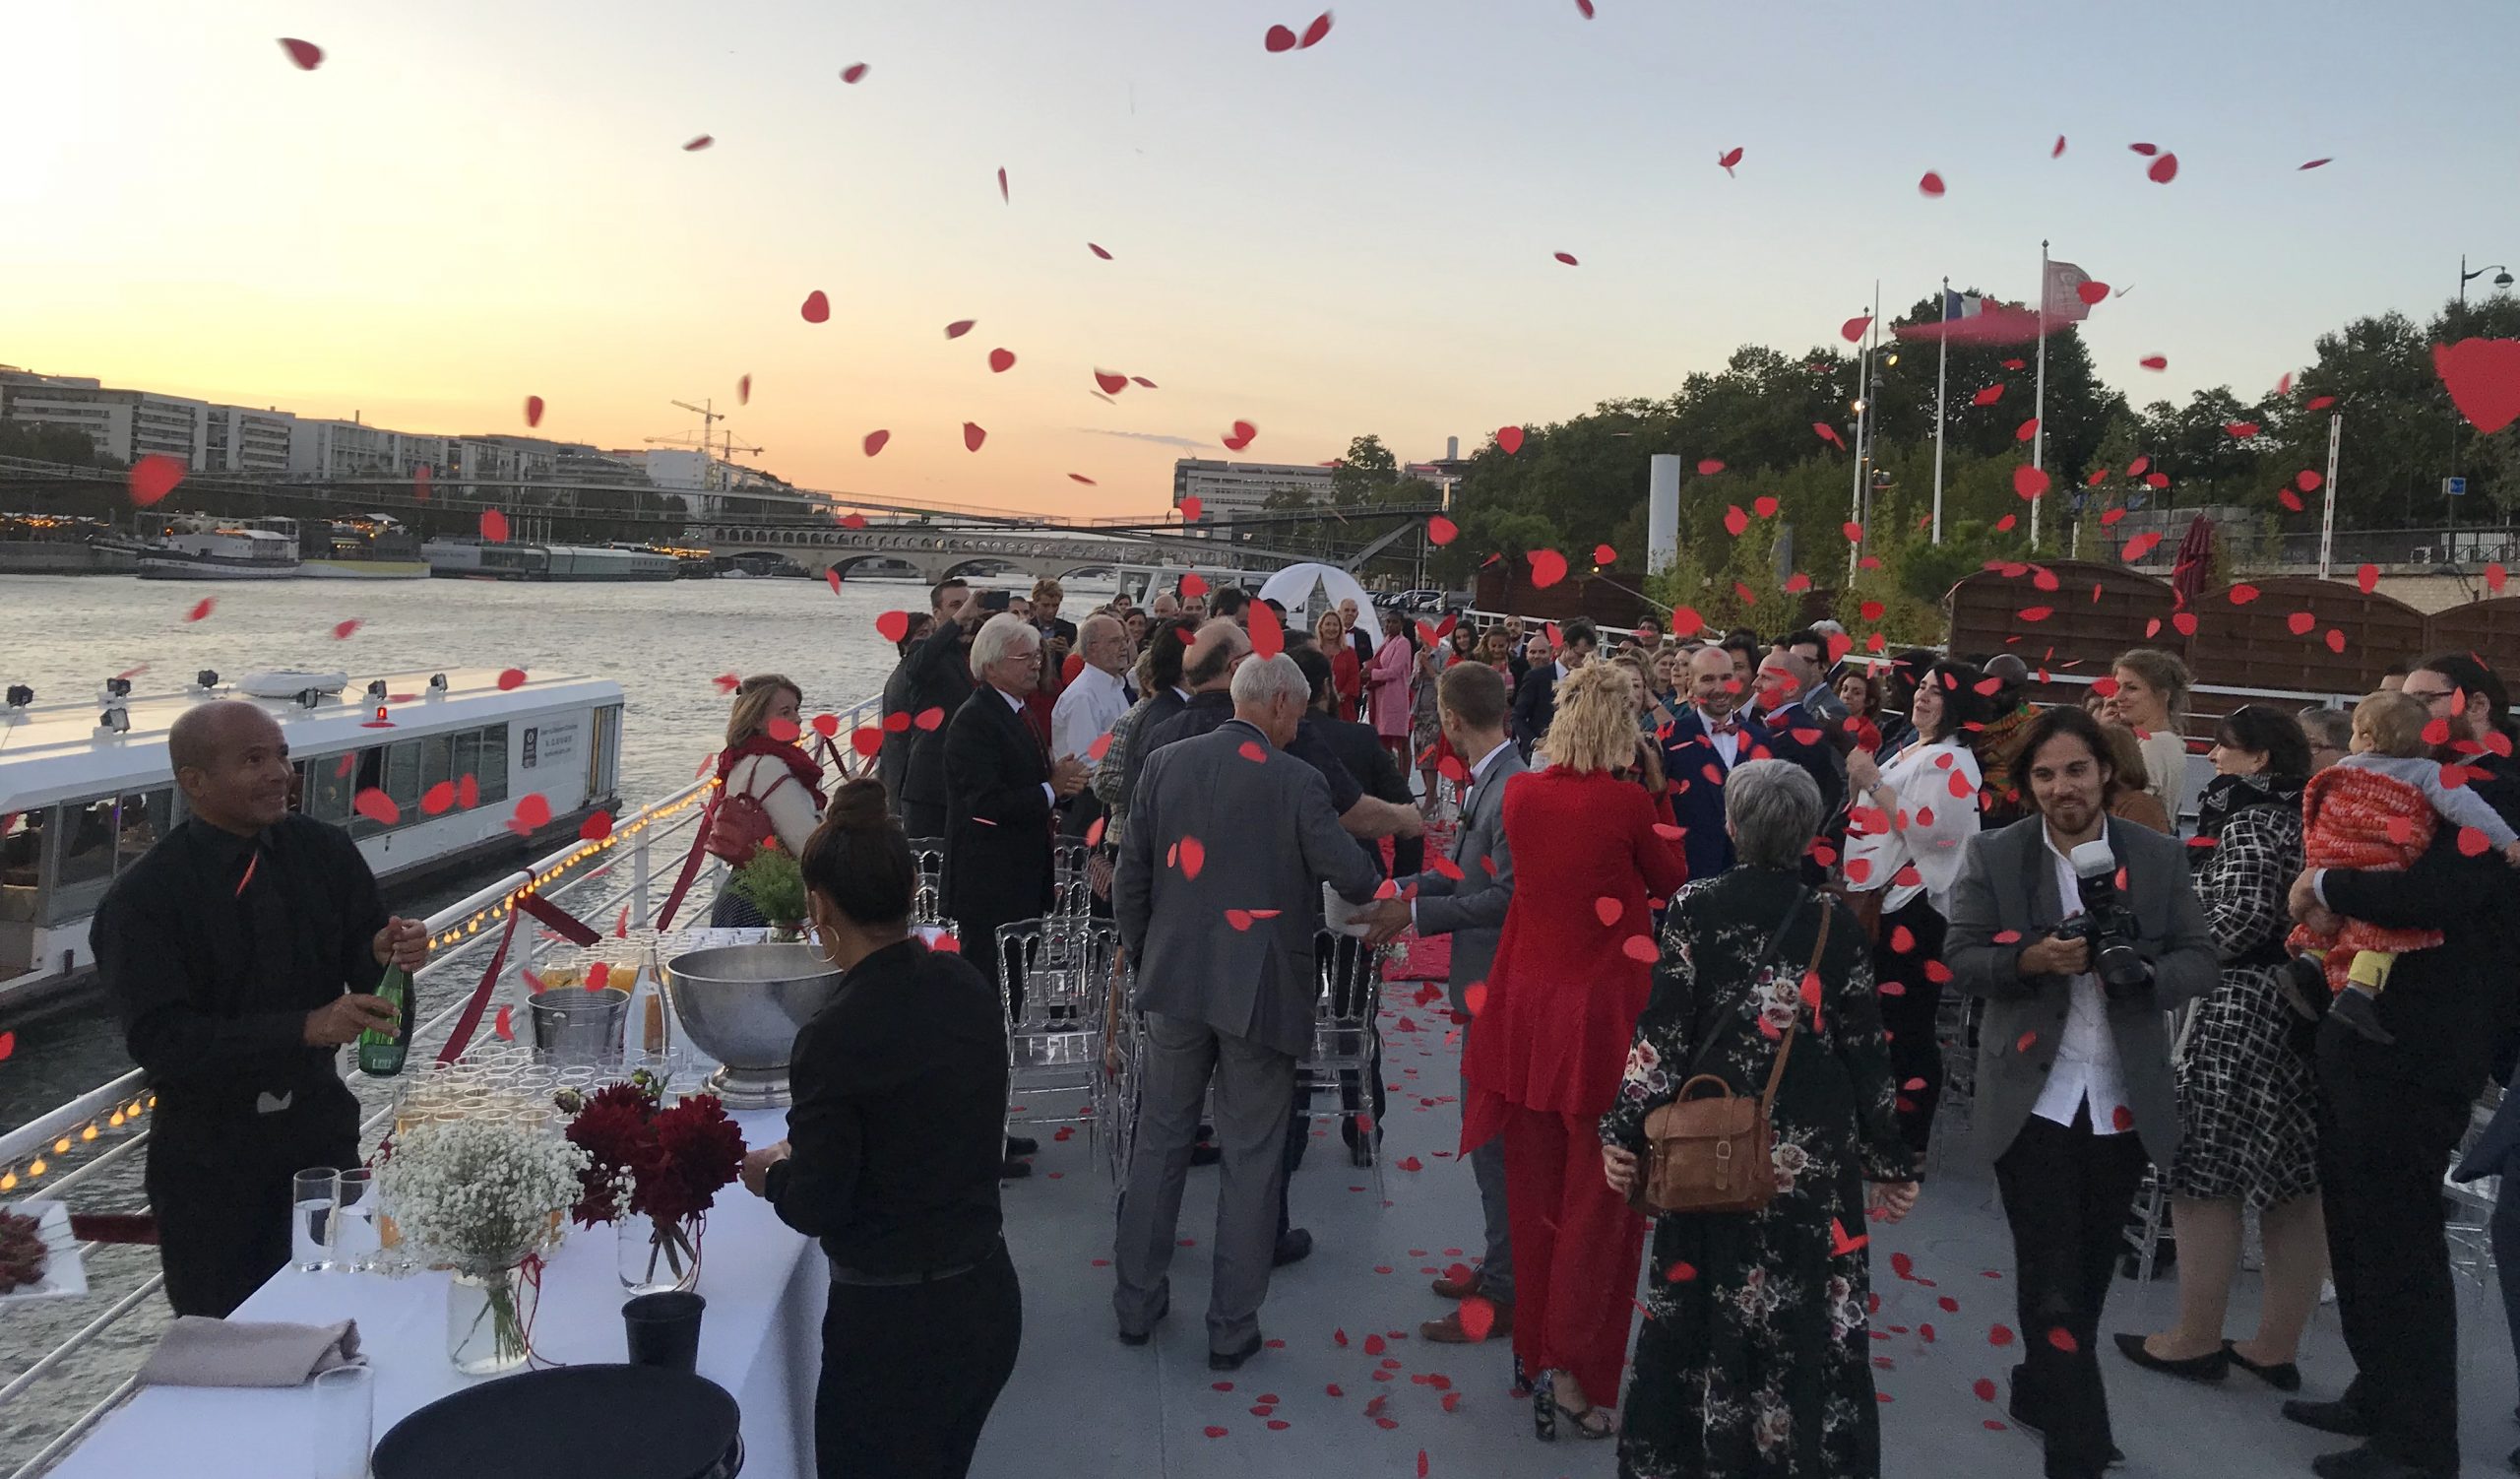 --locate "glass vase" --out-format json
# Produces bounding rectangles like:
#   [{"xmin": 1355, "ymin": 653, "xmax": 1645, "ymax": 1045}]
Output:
[
  {"xmin": 446, "ymin": 1262, "xmax": 536, "ymax": 1377},
  {"xmin": 617, "ymin": 1210, "xmax": 704, "ymax": 1296}
]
